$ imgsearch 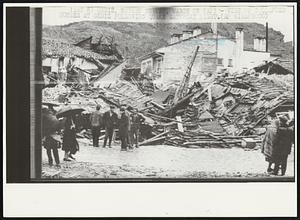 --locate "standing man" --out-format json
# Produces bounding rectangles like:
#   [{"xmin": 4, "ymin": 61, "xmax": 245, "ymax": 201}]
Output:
[
  {"xmin": 102, "ymin": 105, "xmax": 118, "ymax": 148},
  {"xmin": 273, "ymin": 116, "xmax": 294, "ymax": 176},
  {"xmin": 130, "ymin": 108, "xmax": 145, "ymax": 148},
  {"xmin": 261, "ymin": 119, "xmax": 280, "ymax": 173},
  {"xmin": 121, "ymin": 104, "xmax": 132, "ymax": 149},
  {"xmin": 43, "ymin": 134, "xmax": 61, "ymax": 167},
  {"xmin": 90, "ymin": 104, "xmax": 103, "ymax": 147},
  {"xmin": 119, "ymin": 107, "xmax": 130, "ymax": 151}
]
